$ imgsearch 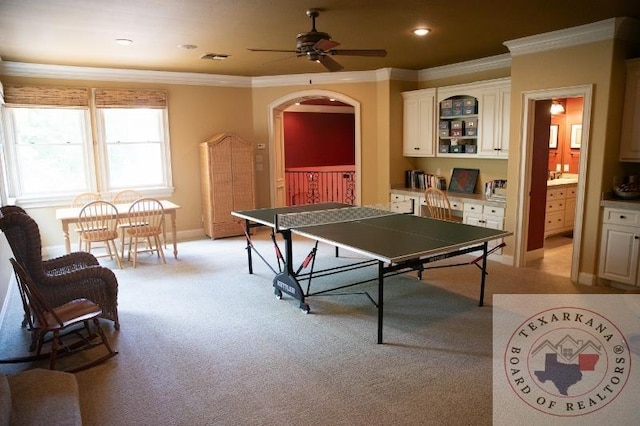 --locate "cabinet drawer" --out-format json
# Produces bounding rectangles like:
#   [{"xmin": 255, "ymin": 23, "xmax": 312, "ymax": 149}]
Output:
[
  {"xmin": 565, "ymin": 186, "xmax": 577, "ymax": 198},
  {"xmin": 390, "ymin": 193, "xmax": 406, "ymax": 202},
  {"xmin": 545, "ymin": 211, "xmax": 565, "ymax": 231},
  {"xmin": 547, "ymin": 187, "xmax": 567, "ymax": 200},
  {"xmin": 603, "ymin": 208, "xmax": 640, "ymax": 226},
  {"xmin": 483, "ymin": 205, "xmax": 504, "ymax": 217},
  {"xmin": 449, "ymin": 200, "xmax": 464, "ymax": 211},
  {"xmin": 546, "ymin": 200, "xmax": 566, "ymax": 213},
  {"xmin": 463, "ymin": 202, "xmax": 484, "ymax": 215}
]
